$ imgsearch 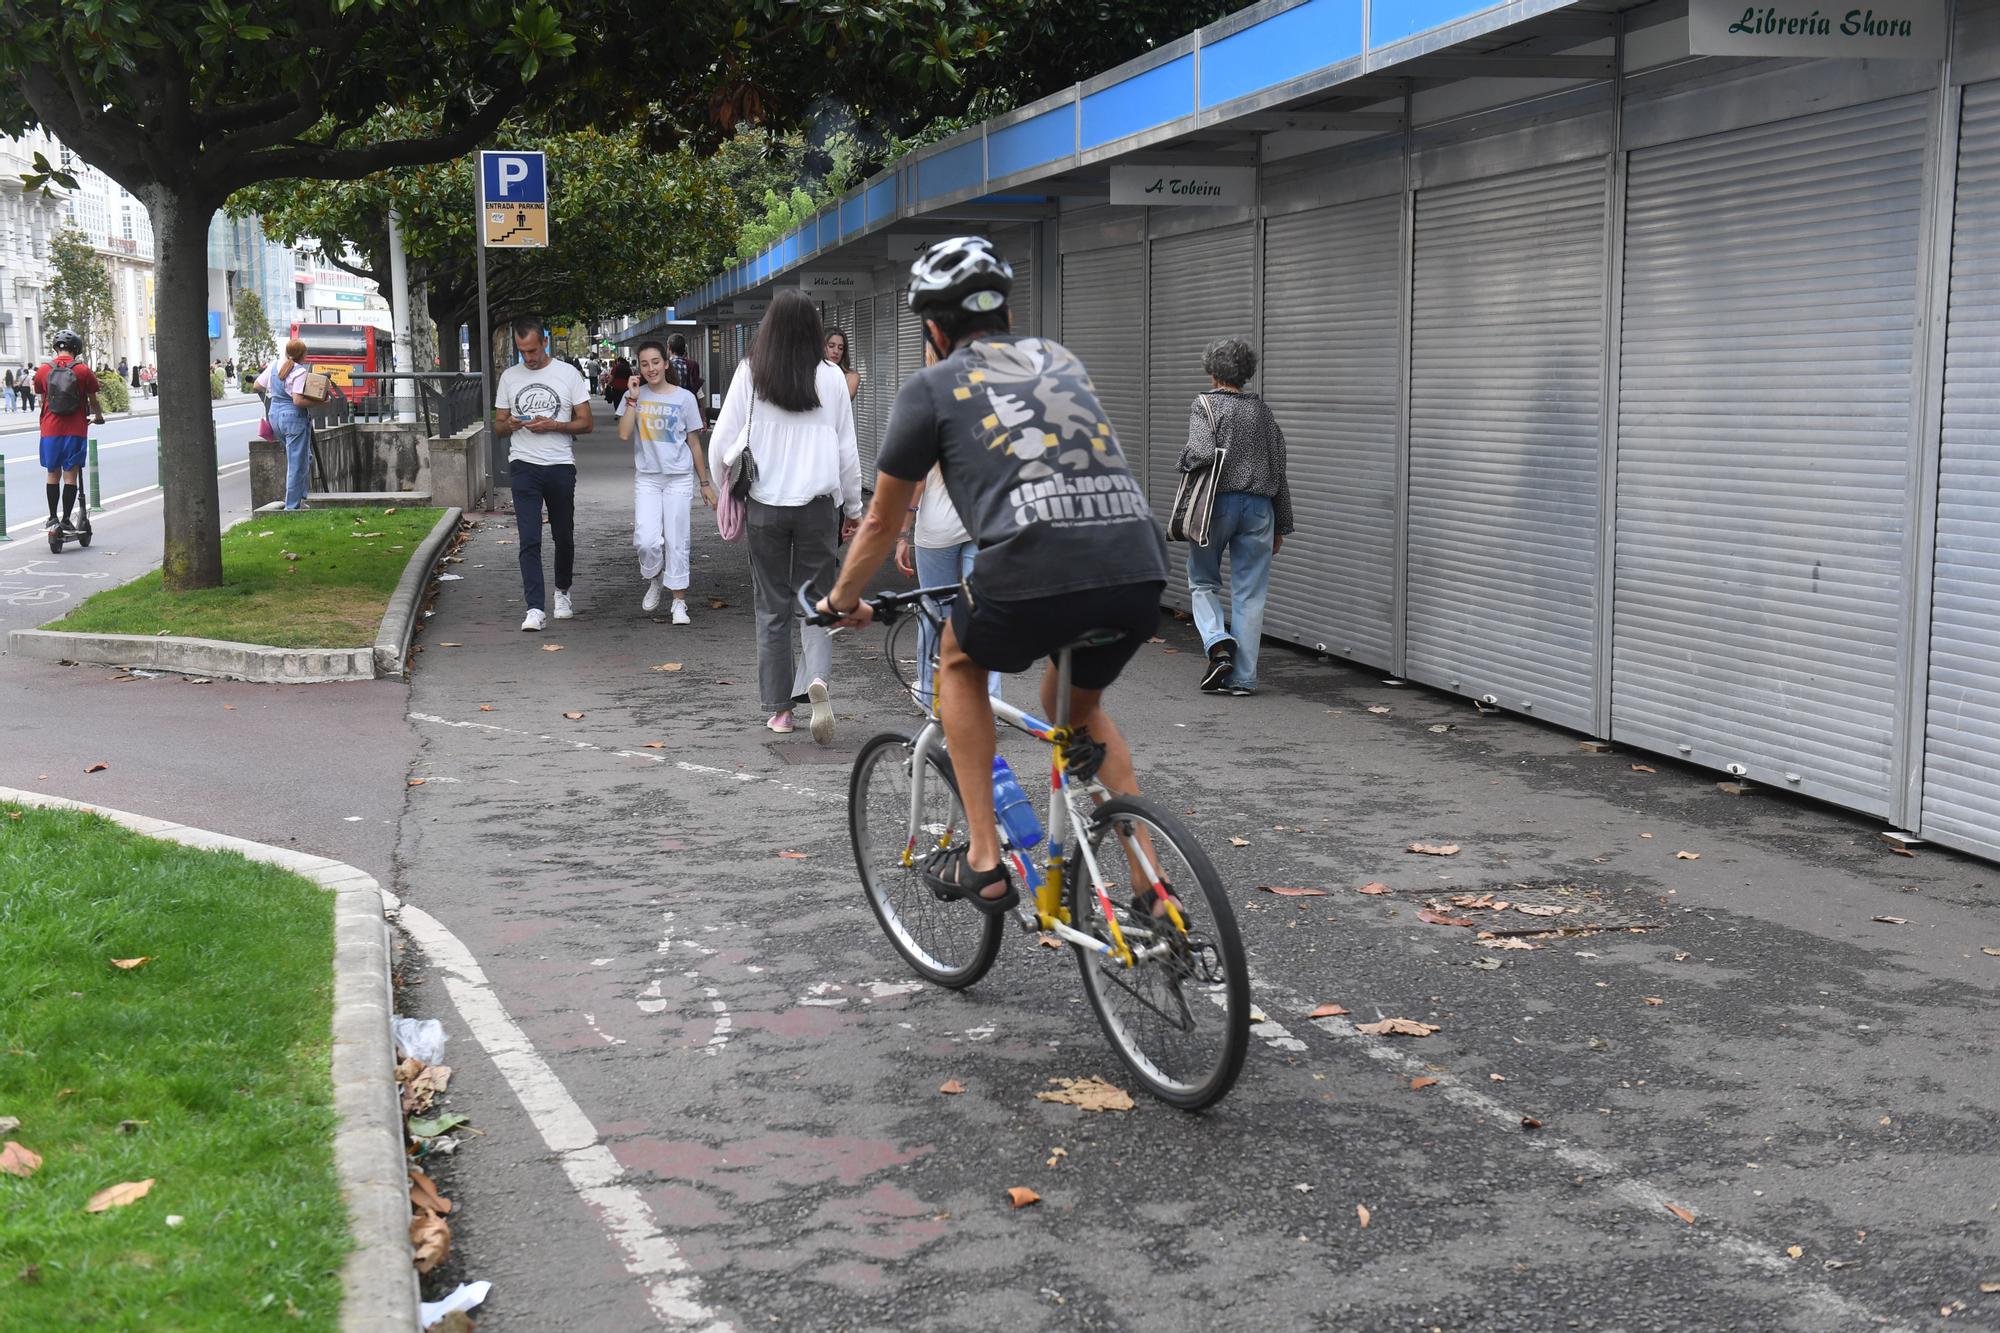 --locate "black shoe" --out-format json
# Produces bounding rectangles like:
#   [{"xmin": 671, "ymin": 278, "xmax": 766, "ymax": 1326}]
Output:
[{"xmin": 1199, "ymin": 642, "xmax": 1235, "ymax": 693}]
